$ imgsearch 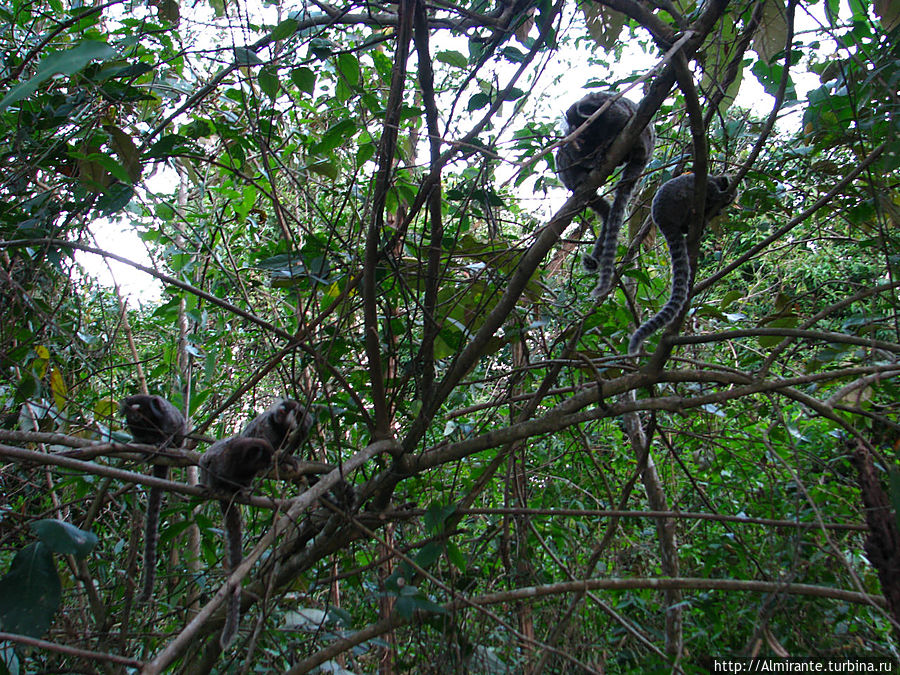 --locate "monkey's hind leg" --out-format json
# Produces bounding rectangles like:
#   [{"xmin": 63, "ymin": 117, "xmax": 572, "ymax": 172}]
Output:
[
  {"xmin": 580, "ymin": 196, "xmax": 611, "ymax": 274},
  {"xmin": 139, "ymin": 464, "xmax": 168, "ymax": 602},
  {"xmin": 584, "ymin": 158, "xmax": 645, "ymax": 300}
]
